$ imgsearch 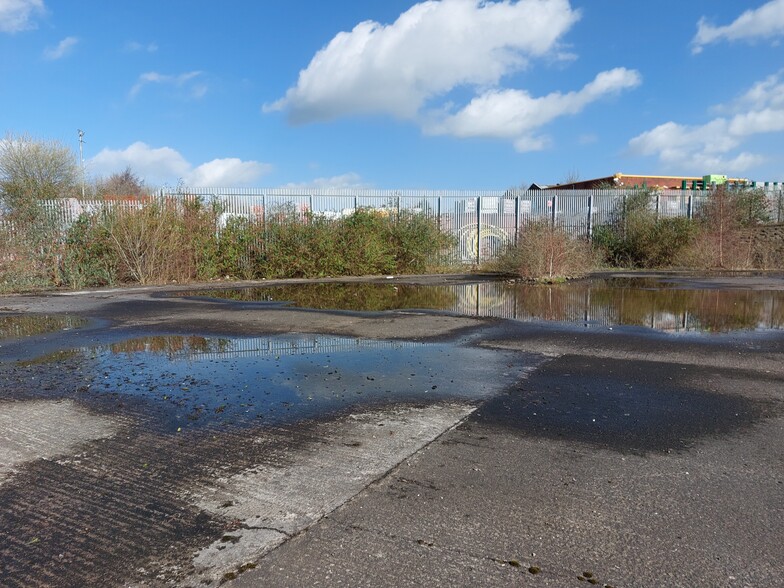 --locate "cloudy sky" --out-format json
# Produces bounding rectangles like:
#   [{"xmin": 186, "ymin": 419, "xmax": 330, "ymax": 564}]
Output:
[{"xmin": 1, "ymin": 0, "xmax": 783, "ymax": 188}]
